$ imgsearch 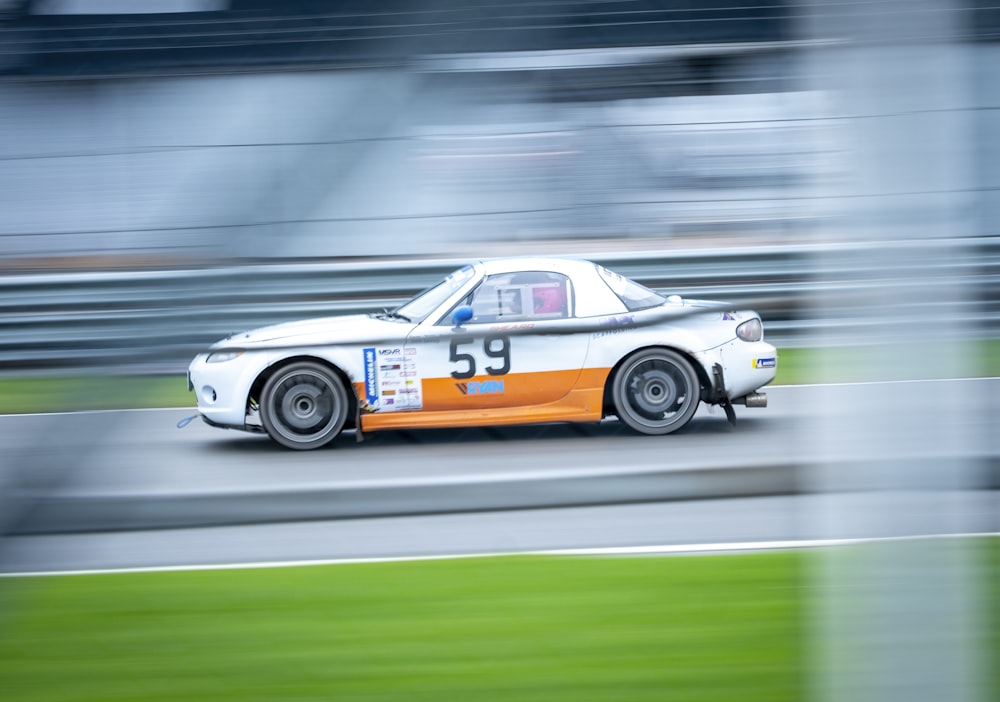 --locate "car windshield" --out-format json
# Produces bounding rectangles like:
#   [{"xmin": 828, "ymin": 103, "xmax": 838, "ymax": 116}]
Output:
[
  {"xmin": 393, "ymin": 265, "xmax": 477, "ymax": 322},
  {"xmin": 595, "ymin": 264, "xmax": 666, "ymax": 311}
]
